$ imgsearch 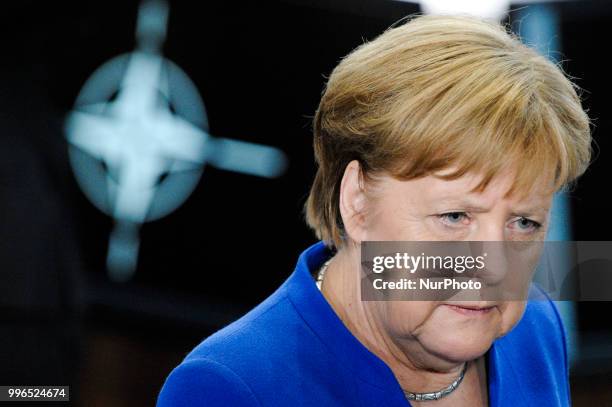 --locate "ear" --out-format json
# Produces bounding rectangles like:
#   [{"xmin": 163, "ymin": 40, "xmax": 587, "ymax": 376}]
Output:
[{"xmin": 339, "ymin": 160, "xmax": 368, "ymax": 244}]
